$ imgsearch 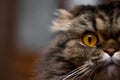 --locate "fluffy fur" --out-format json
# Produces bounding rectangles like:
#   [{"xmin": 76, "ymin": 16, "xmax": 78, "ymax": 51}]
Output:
[{"xmin": 41, "ymin": 1, "xmax": 120, "ymax": 80}]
